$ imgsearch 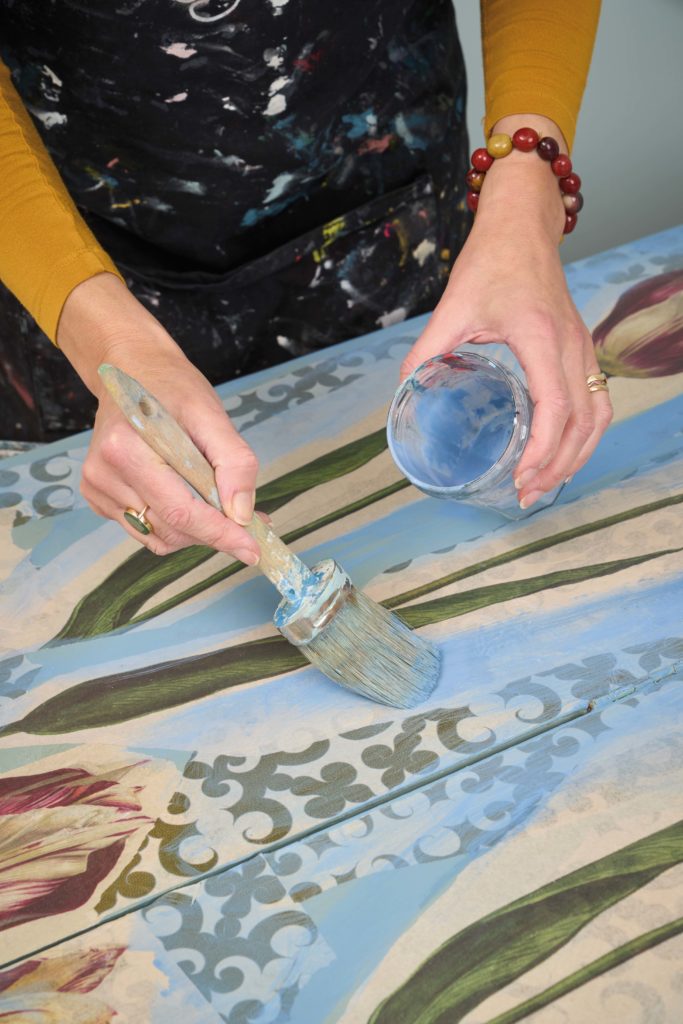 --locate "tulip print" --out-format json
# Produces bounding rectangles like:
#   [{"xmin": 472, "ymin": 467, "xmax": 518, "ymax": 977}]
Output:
[
  {"xmin": 0, "ymin": 761, "xmax": 154, "ymax": 932},
  {"xmin": 0, "ymin": 947, "xmax": 124, "ymax": 1022},
  {"xmin": 592, "ymin": 269, "xmax": 683, "ymax": 377}
]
